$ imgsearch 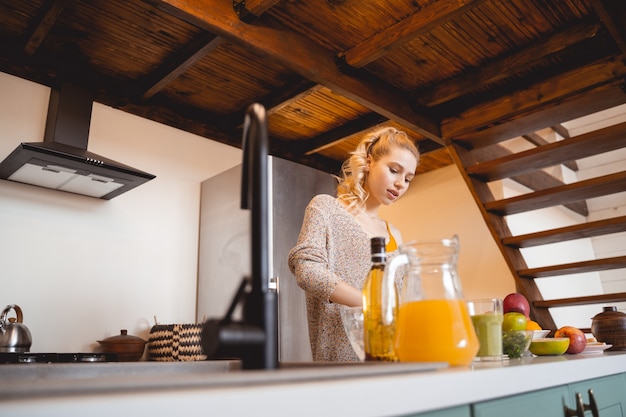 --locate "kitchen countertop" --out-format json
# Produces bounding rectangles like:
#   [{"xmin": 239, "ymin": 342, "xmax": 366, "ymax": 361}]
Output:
[{"xmin": 1, "ymin": 352, "xmax": 625, "ymax": 416}]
